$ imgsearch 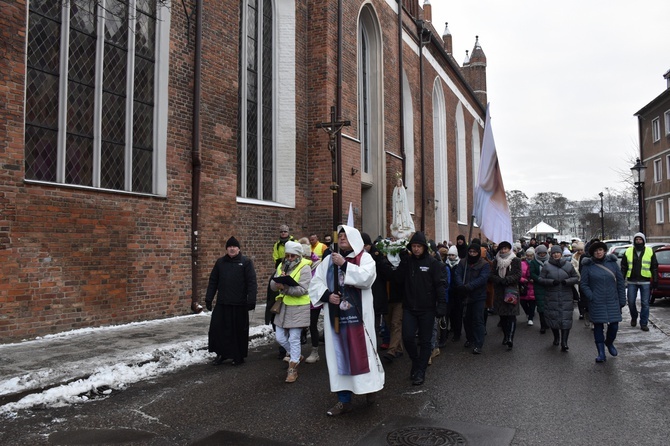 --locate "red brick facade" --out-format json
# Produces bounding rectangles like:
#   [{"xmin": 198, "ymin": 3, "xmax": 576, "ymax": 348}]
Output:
[{"xmin": 0, "ymin": 0, "xmax": 486, "ymax": 341}]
